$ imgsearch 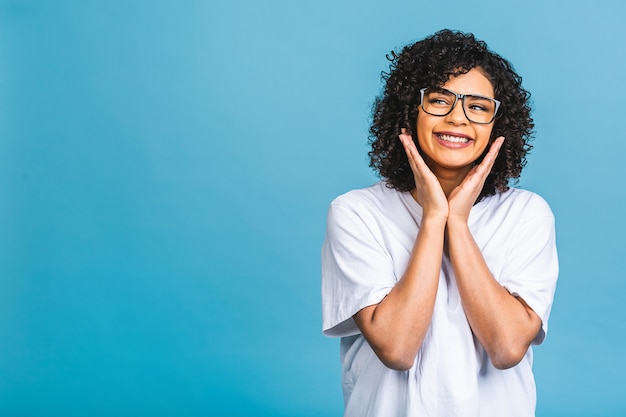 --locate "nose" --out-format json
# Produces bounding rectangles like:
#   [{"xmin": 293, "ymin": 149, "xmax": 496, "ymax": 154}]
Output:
[{"xmin": 445, "ymin": 99, "xmax": 469, "ymax": 125}]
